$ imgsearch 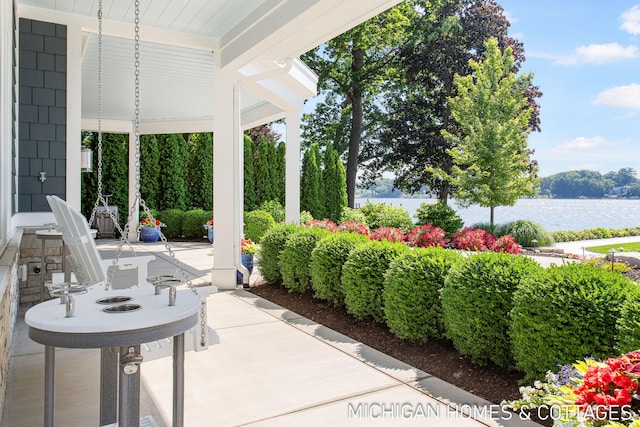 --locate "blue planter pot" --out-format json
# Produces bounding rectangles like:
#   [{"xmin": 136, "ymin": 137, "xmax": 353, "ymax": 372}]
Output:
[
  {"xmin": 207, "ymin": 228, "xmax": 214, "ymax": 243},
  {"xmin": 236, "ymin": 253, "xmax": 254, "ymax": 284},
  {"xmin": 140, "ymin": 227, "xmax": 160, "ymax": 243}
]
